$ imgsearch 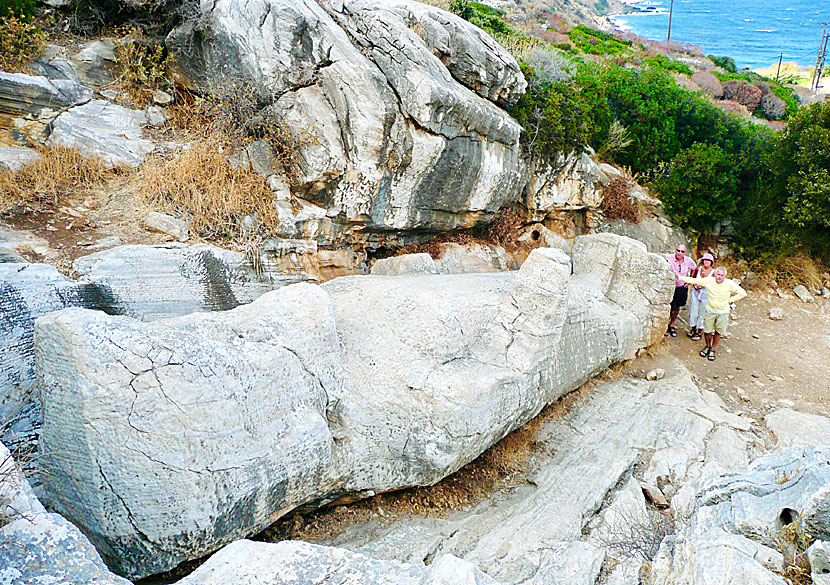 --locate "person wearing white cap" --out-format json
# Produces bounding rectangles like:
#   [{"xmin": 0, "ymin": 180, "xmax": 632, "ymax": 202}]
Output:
[{"xmin": 686, "ymin": 252, "xmax": 715, "ymax": 341}]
